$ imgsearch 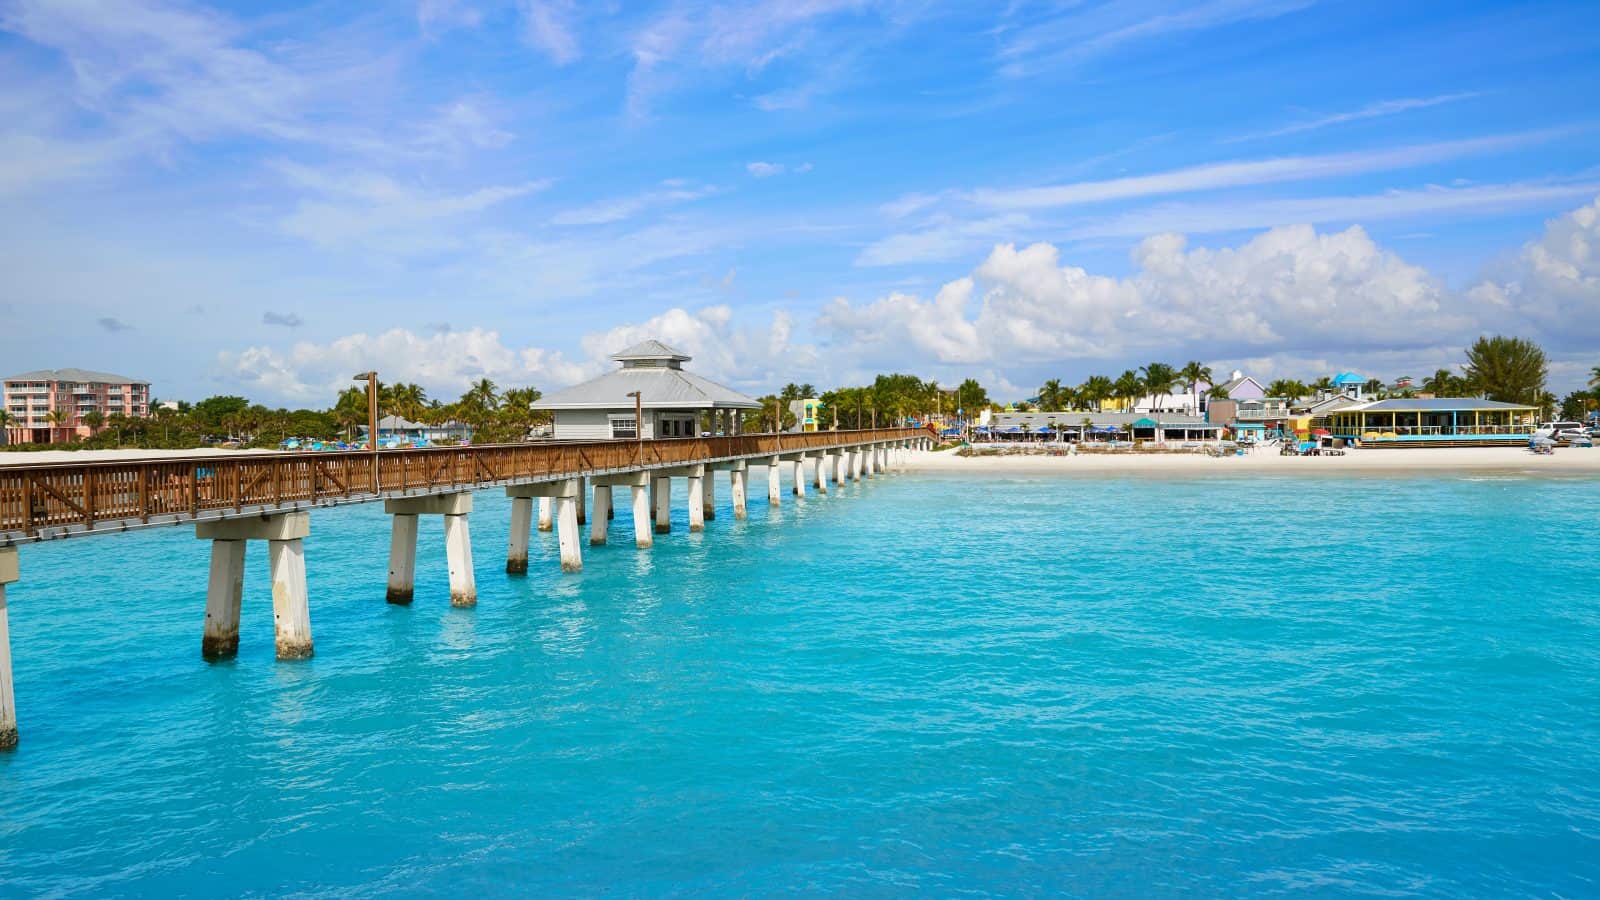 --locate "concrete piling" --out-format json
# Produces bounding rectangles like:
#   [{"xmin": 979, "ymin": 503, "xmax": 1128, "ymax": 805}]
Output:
[
  {"xmin": 196, "ymin": 512, "xmax": 314, "ymax": 661},
  {"xmin": 590, "ymin": 484, "xmax": 612, "ymax": 546},
  {"xmin": 201, "ymin": 539, "xmax": 247, "ymax": 657},
  {"xmin": 505, "ymin": 497, "xmax": 532, "ymax": 575},
  {"xmin": 1, "ymin": 547, "xmax": 18, "ymax": 750},
  {"xmin": 387, "ymin": 493, "xmax": 474, "ymax": 606},
  {"xmin": 688, "ymin": 467, "xmax": 706, "ymax": 532},
  {"xmin": 654, "ymin": 476, "xmax": 672, "ymax": 534}
]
